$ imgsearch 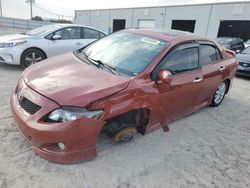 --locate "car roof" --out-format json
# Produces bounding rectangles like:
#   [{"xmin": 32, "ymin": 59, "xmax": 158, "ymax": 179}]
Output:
[{"xmin": 126, "ymin": 28, "xmax": 211, "ymax": 43}]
